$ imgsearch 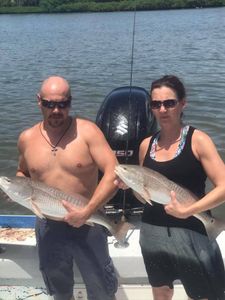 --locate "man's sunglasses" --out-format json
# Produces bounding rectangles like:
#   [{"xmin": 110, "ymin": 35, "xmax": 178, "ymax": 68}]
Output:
[
  {"xmin": 150, "ymin": 99, "xmax": 178, "ymax": 110},
  {"xmin": 41, "ymin": 98, "xmax": 71, "ymax": 109}
]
